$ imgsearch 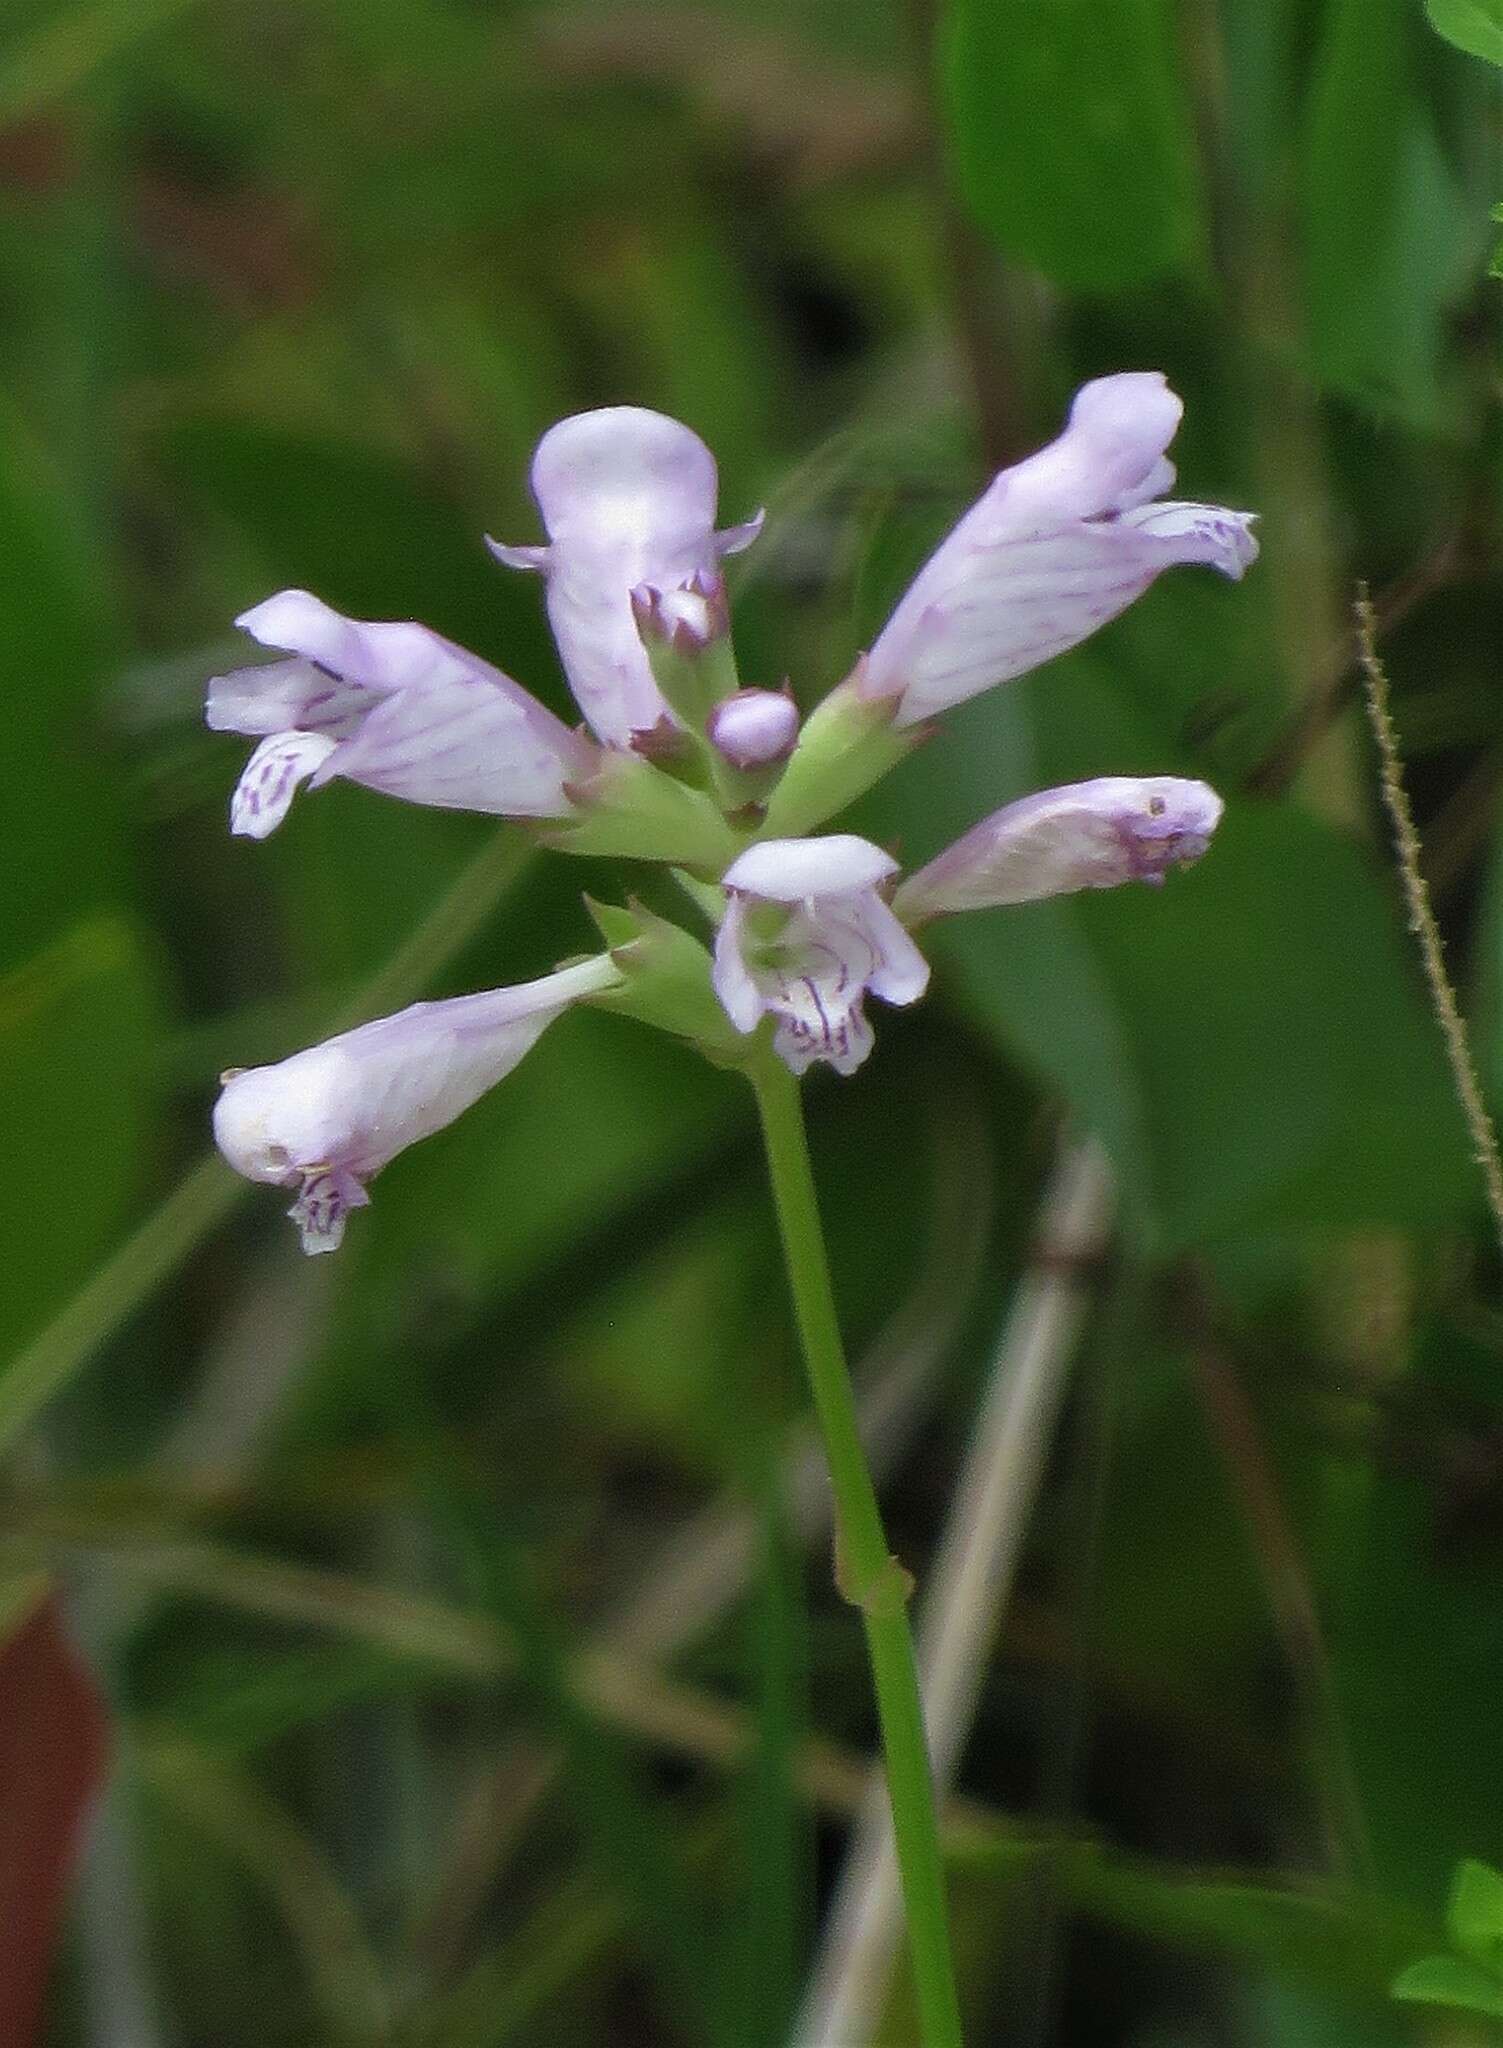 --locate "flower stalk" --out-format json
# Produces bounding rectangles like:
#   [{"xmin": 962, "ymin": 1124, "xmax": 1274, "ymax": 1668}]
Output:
[{"xmin": 748, "ymin": 1050, "xmax": 964, "ymax": 2048}]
